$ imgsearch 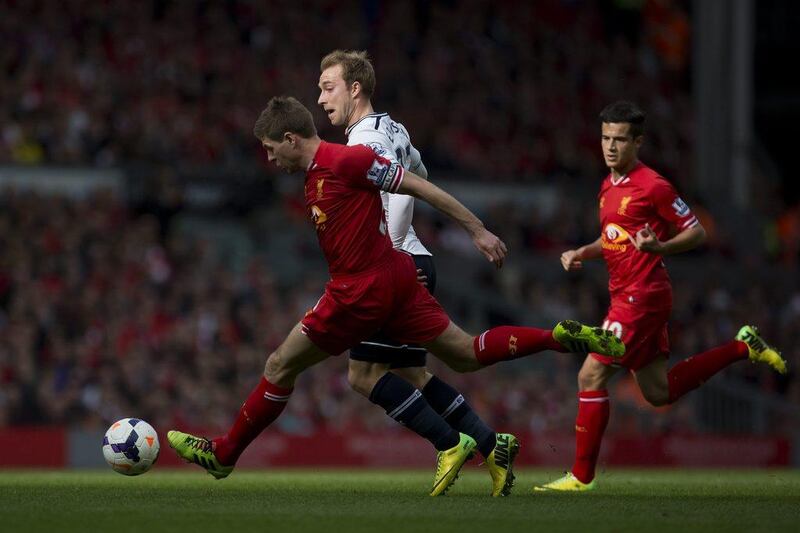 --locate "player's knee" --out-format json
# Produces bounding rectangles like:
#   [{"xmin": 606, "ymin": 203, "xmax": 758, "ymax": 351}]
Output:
[
  {"xmin": 264, "ymin": 351, "xmax": 290, "ymax": 386},
  {"xmin": 391, "ymin": 367, "xmax": 431, "ymax": 389},
  {"xmin": 642, "ymin": 387, "xmax": 670, "ymax": 407},
  {"xmin": 347, "ymin": 365, "xmax": 375, "ymax": 397}
]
